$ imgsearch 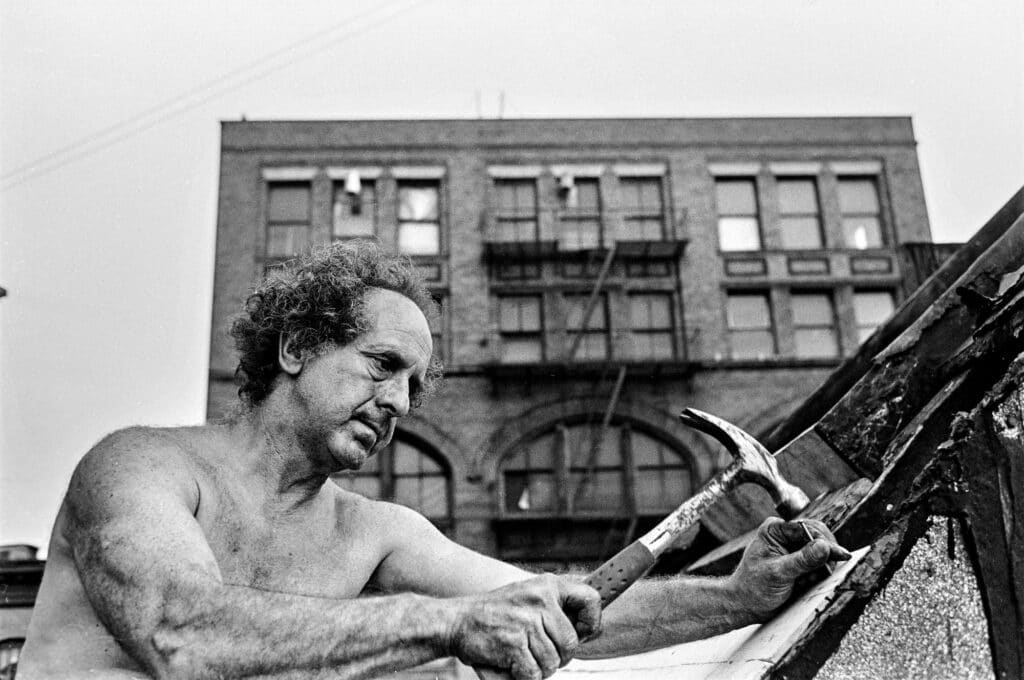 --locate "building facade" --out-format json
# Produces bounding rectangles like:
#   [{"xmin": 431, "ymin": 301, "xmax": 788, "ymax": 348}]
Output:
[{"xmin": 208, "ymin": 118, "xmax": 932, "ymax": 570}]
